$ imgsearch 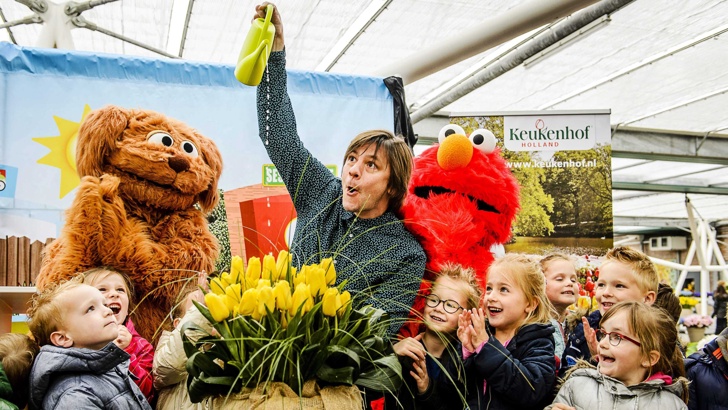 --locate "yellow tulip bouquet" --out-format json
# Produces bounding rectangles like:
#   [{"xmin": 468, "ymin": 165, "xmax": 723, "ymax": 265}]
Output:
[{"xmin": 182, "ymin": 250, "xmax": 402, "ymax": 403}]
